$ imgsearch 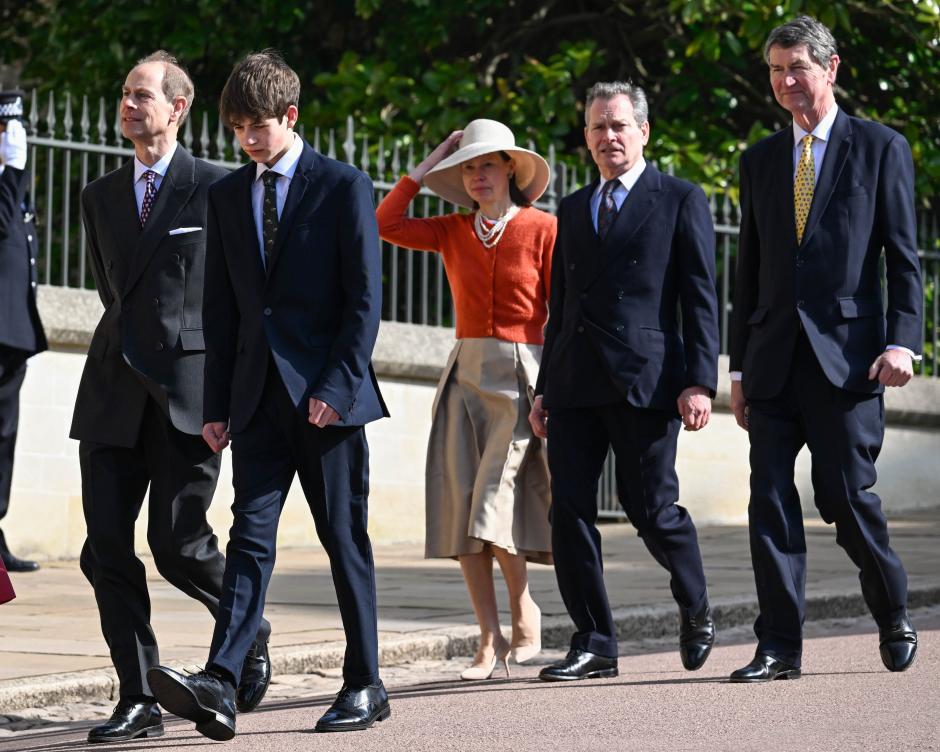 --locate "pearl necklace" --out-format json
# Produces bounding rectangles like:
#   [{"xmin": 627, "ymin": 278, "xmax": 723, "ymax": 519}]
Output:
[{"xmin": 473, "ymin": 205, "xmax": 520, "ymax": 249}]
